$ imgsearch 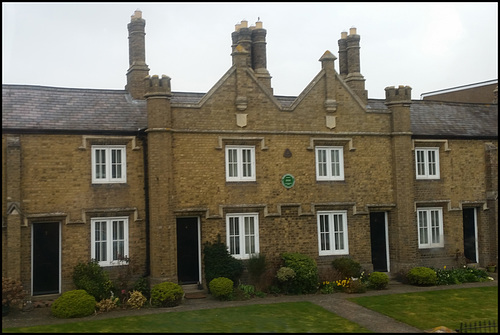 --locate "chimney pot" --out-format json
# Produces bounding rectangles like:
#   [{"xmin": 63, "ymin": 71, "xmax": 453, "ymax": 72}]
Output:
[
  {"xmin": 255, "ymin": 21, "xmax": 263, "ymax": 29},
  {"xmin": 240, "ymin": 20, "xmax": 248, "ymax": 28},
  {"xmin": 341, "ymin": 31, "xmax": 348, "ymax": 39},
  {"xmin": 349, "ymin": 27, "xmax": 357, "ymax": 35}
]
